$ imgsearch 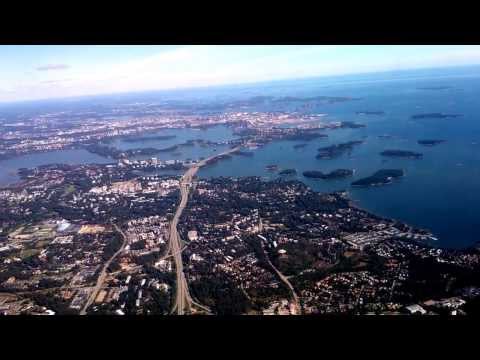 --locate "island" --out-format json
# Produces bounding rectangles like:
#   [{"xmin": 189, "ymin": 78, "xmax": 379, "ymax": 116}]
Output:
[
  {"xmin": 316, "ymin": 141, "xmax": 364, "ymax": 159},
  {"xmin": 154, "ymin": 145, "xmax": 180, "ymax": 153},
  {"xmin": 411, "ymin": 113, "xmax": 462, "ymax": 119},
  {"xmin": 417, "ymin": 86, "xmax": 452, "ymax": 90},
  {"xmin": 417, "ymin": 139, "xmax": 446, "ymax": 146},
  {"xmin": 84, "ymin": 143, "xmax": 181, "ymax": 159},
  {"xmin": 293, "ymin": 143, "xmax": 308, "ymax": 149},
  {"xmin": 339, "ymin": 121, "xmax": 366, "ymax": 129},
  {"xmin": 303, "ymin": 169, "xmax": 353, "ymax": 179},
  {"xmin": 380, "ymin": 150, "xmax": 423, "ymax": 159},
  {"xmin": 266, "ymin": 164, "xmax": 278, "ymax": 172},
  {"xmin": 351, "ymin": 169, "xmax": 404, "ymax": 187},
  {"xmin": 356, "ymin": 111, "xmax": 385, "ymax": 115},
  {"xmin": 179, "ymin": 139, "xmax": 195, "ymax": 147},
  {"xmin": 232, "ymin": 150, "xmax": 255, "ymax": 157},
  {"xmin": 272, "ymin": 96, "xmax": 361, "ymax": 104},
  {"xmin": 278, "ymin": 169, "xmax": 297, "ymax": 176}
]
